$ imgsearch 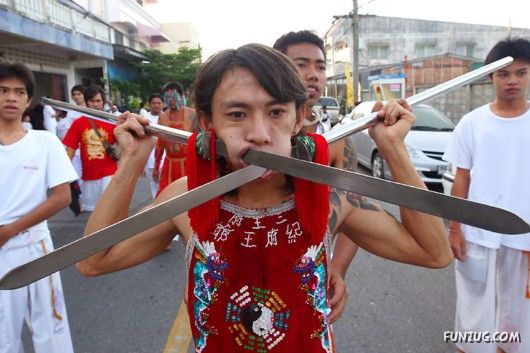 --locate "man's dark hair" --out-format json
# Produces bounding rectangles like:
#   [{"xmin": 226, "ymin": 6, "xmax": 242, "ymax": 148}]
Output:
[
  {"xmin": 162, "ymin": 82, "xmax": 184, "ymax": 95},
  {"xmin": 485, "ymin": 38, "xmax": 530, "ymax": 65},
  {"xmin": 0, "ymin": 62, "xmax": 35, "ymax": 100},
  {"xmin": 71, "ymin": 84, "xmax": 86, "ymax": 96},
  {"xmin": 84, "ymin": 85, "xmax": 106, "ymax": 104},
  {"xmin": 29, "ymin": 104, "xmax": 46, "ymax": 130},
  {"xmin": 192, "ymin": 43, "xmax": 308, "ymax": 118},
  {"xmin": 273, "ymin": 30, "xmax": 326, "ymax": 60},
  {"xmin": 148, "ymin": 93, "xmax": 163, "ymax": 103}
]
